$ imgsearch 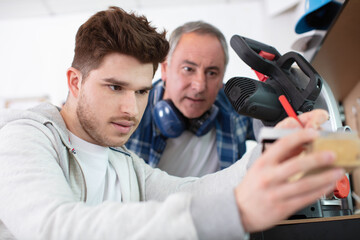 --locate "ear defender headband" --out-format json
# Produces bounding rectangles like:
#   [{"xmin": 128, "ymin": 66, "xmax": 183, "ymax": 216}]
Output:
[{"xmin": 153, "ymin": 99, "xmax": 219, "ymax": 138}]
